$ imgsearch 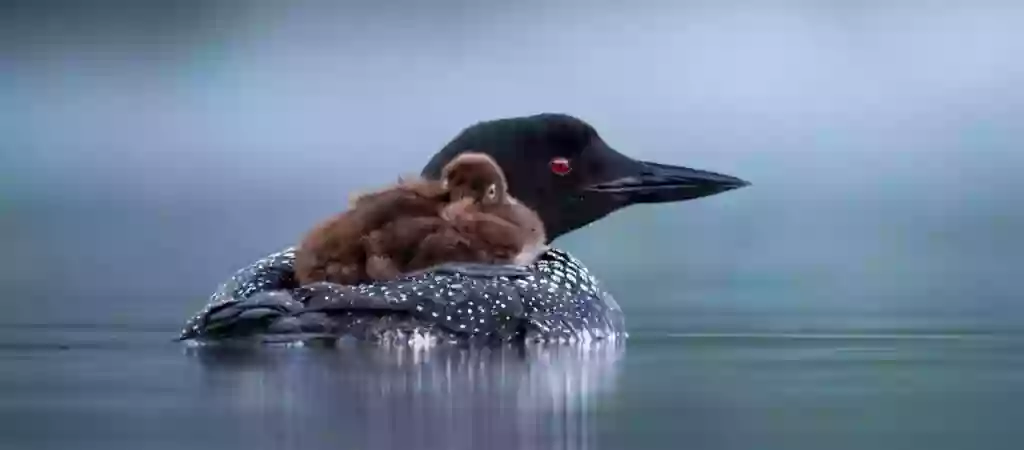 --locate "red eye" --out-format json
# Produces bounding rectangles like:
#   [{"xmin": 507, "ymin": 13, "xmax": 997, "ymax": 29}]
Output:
[{"xmin": 549, "ymin": 157, "xmax": 572, "ymax": 176}]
